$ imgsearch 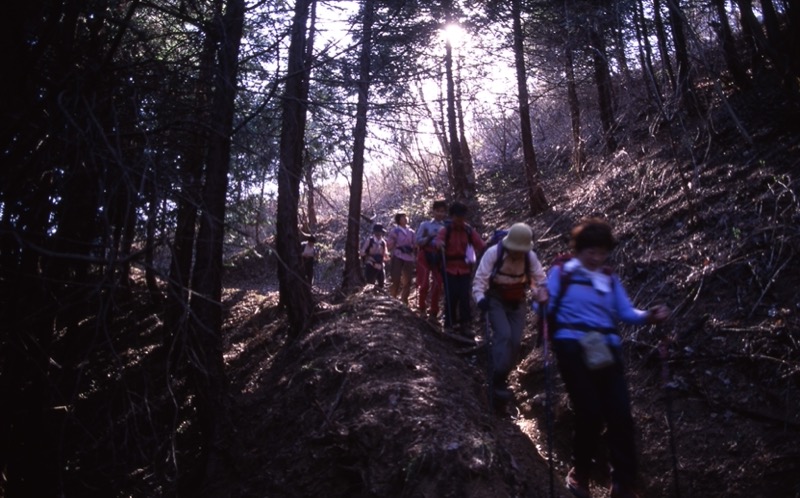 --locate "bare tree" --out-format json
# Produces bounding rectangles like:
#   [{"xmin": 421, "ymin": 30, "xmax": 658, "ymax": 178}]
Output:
[
  {"xmin": 342, "ymin": 0, "xmax": 376, "ymax": 292},
  {"xmin": 587, "ymin": 13, "xmax": 617, "ymax": 153},
  {"xmin": 277, "ymin": 0, "xmax": 314, "ymax": 334},
  {"xmin": 511, "ymin": 0, "xmax": 548, "ymax": 214},
  {"xmin": 186, "ymin": 0, "xmax": 246, "ymax": 493}
]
